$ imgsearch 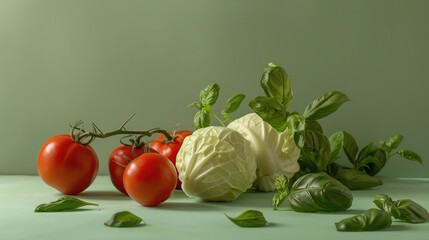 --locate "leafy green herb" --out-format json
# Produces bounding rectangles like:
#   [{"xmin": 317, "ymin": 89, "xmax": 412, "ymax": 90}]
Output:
[
  {"xmin": 260, "ymin": 62, "xmax": 293, "ymax": 108},
  {"xmin": 104, "ymin": 211, "xmax": 144, "ymax": 227},
  {"xmin": 302, "ymin": 91, "xmax": 350, "ymax": 121},
  {"xmin": 225, "ymin": 210, "xmax": 267, "ymax": 227},
  {"xmin": 272, "ymin": 175, "xmax": 290, "ymax": 210},
  {"xmin": 274, "ymin": 172, "xmax": 353, "ymax": 212},
  {"xmin": 34, "ymin": 196, "xmax": 98, "ymax": 212},
  {"xmin": 335, "ymin": 208, "xmax": 392, "ymax": 231},
  {"xmin": 374, "ymin": 194, "xmax": 429, "ymax": 223},
  {"xmin": 333, "ymin": 168, "xmax": 382, "ymax": 190},
  {"xmin": 189, "ymin": 83, "xmax": 245, "ymax": 129}
]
